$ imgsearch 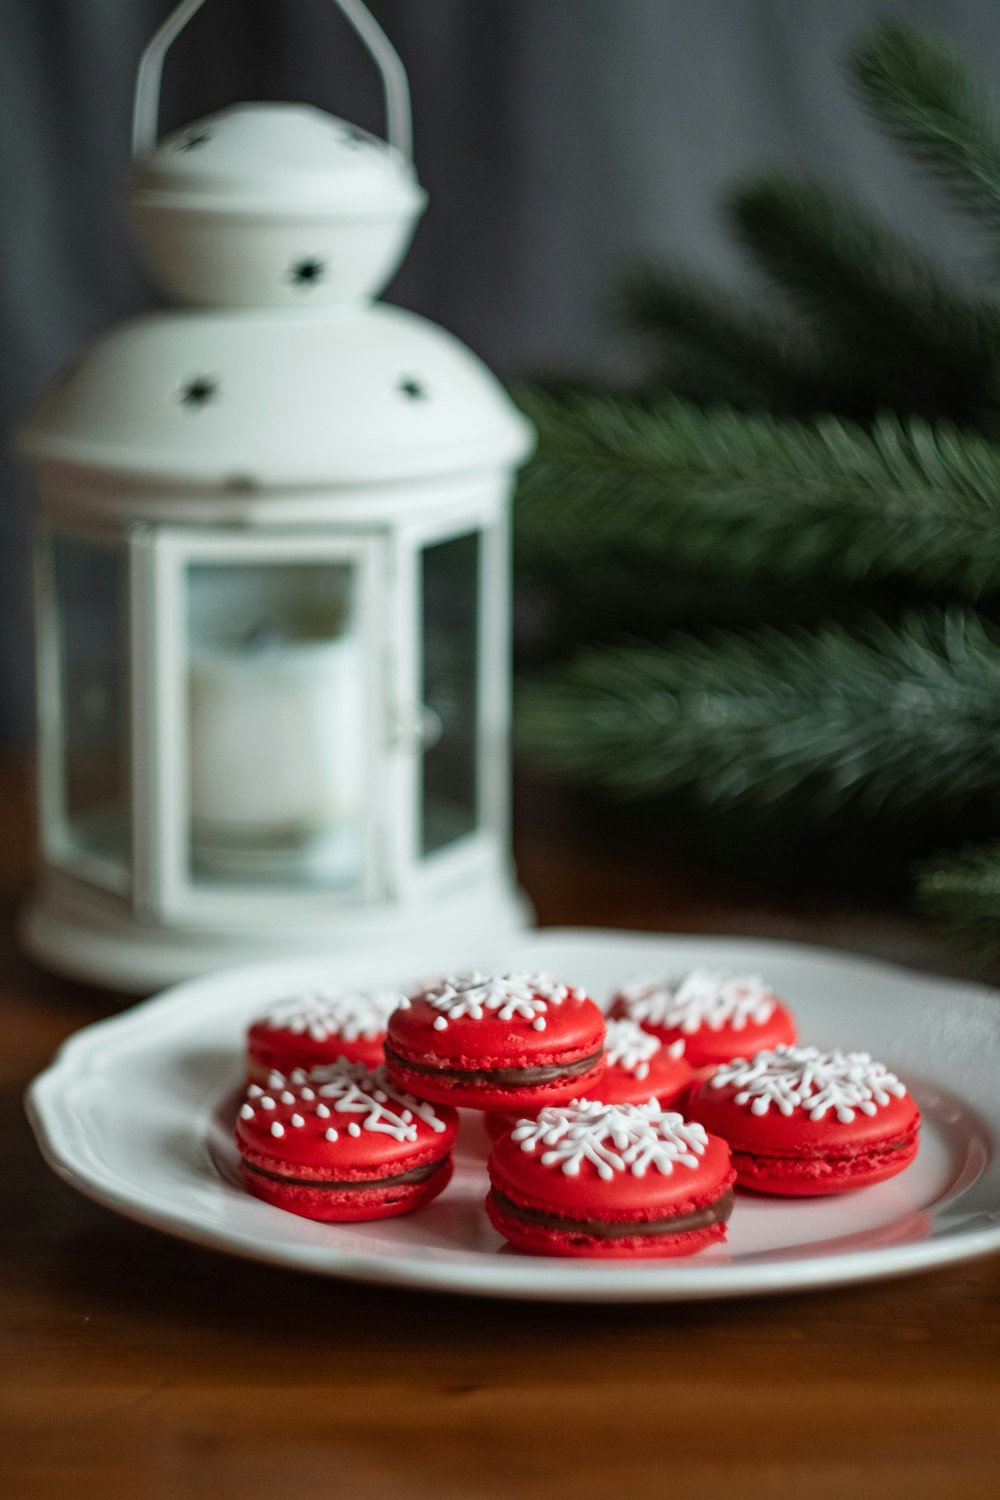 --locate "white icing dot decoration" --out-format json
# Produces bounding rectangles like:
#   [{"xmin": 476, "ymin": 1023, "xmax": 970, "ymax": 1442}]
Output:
[
  {"xmin": 257, "ymin": 987, "xmax": 402, "ymax": 1043},
  {"xmin": 307, "ymin": 1060, "xmax": 449, "ymax": 1141},
  {"xmin": 513, "ymin": 1100, "xmax": 708, "ymax": 1179},
  {"xmin": 422, "ymin": 971, "xmax": 575, "ymax": 1031},
  {"xmin": 603, "ymin": 1018, "xmax": 663, "ymax": 1080},
  {"xmin": 247, "ymin": 1084, "xmax": 263, "ymax": 1098},
  {"xmin": 710, "ymin": 1045, "xmax": 909, "ymax": 1123},
  {"xmin": 242, "ymin": 1061, "xmax": 449, "ymax": 1146},
  {"xmin": 620, "ymin": 969, "xmax": 777, "ymax": 1034}
]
